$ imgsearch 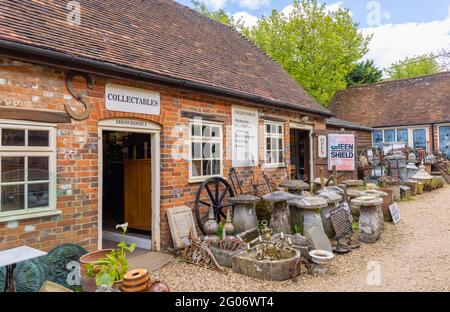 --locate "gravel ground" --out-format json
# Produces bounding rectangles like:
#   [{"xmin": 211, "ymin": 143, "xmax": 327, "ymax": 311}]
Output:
[{"xmin": 155, "ymin": 186, "xmax": 450, "ymax": 292}]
